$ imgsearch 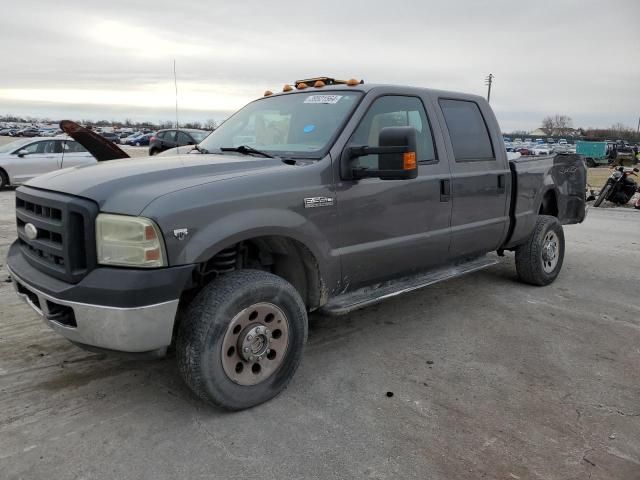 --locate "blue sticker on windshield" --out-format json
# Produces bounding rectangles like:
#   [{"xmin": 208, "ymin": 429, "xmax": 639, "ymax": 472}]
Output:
[{"xmin": 303, "ymin": 124, "xmax": 316, "ymax": 133}]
